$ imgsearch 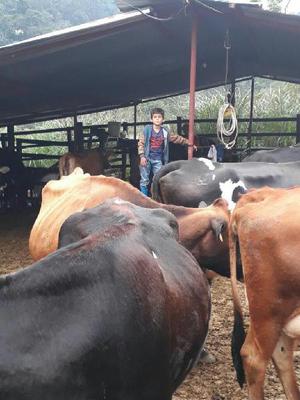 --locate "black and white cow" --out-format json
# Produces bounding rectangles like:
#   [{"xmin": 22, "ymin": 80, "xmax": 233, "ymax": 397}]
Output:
[
  {"xmin": 152, "ymin": 158, "xmax": 300, "ymax": 209},
  {"xmin": 242, "ymin": 144, "xmax": 300, "ymax": 162},
  {"xmin": 0, "ymin": 199, "xmax": 210, "ymax": 400}
]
